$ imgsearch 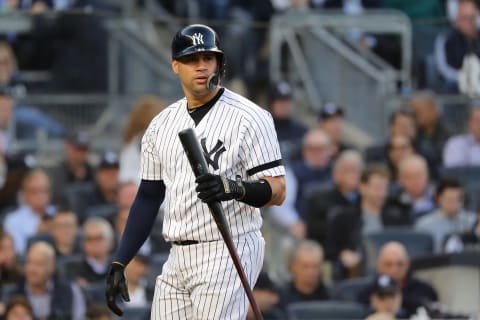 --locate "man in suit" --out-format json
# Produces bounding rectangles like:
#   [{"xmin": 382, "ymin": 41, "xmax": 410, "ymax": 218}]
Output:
[{"xmin": 306, "ymin": 150, "xmax": 363, "ymax": 247}]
